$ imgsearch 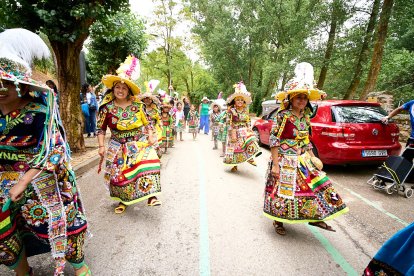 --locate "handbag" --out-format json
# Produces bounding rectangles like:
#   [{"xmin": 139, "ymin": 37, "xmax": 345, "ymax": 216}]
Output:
[{"xmin": 81, "ymin": 103, "xmax": 90, "ymax": 117}]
